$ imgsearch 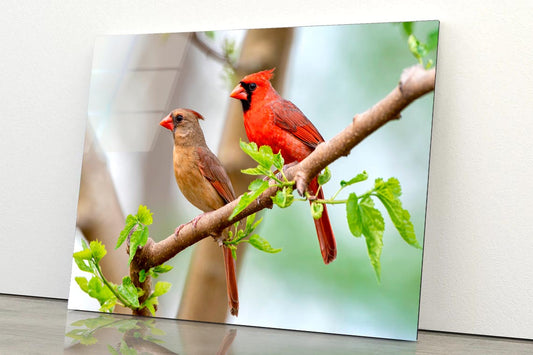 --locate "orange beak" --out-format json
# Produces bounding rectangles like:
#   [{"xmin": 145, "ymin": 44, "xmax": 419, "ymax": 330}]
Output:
[
  {"xmin": 230, "ymin": 83, "xmax": 247, "ymax": 101},
  {"xmin": 159, "ymin": 115, "xmax": 174, "ymax": 131}
]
